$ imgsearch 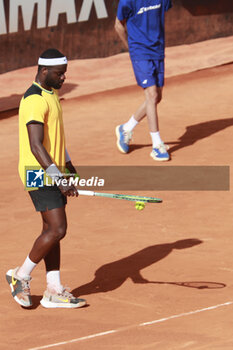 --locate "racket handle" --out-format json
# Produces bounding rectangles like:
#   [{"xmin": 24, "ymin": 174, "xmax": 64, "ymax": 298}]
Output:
[{"xmin": 78, "ymin": 190, "xmax": 95, "ymax": 196}]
